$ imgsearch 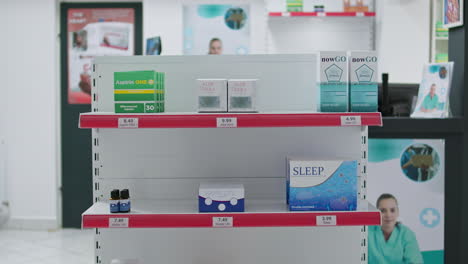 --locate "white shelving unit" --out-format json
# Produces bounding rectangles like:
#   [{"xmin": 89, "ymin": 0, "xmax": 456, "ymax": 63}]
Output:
[
  {"xmin": 80, "ymin": 54, "xmax": 382, "ymax": 264},
  {"xmin": 431, "ymin": 0, "xmax": 449, "ymax": 62},
  {"xmin": 266, "ymin": 0, "xmax": 376, "ymax": 53}
]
